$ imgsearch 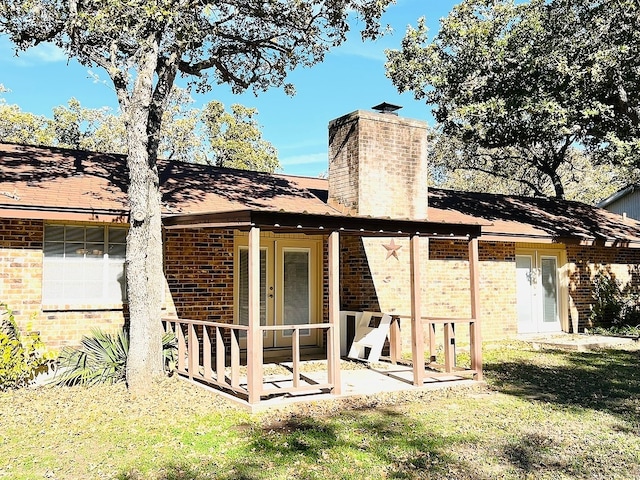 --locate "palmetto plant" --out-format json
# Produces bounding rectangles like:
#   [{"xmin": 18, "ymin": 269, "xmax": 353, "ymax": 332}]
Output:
[{"xmin": 54, "ymin": 329, "xmax": 177, "ymax": 386}]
